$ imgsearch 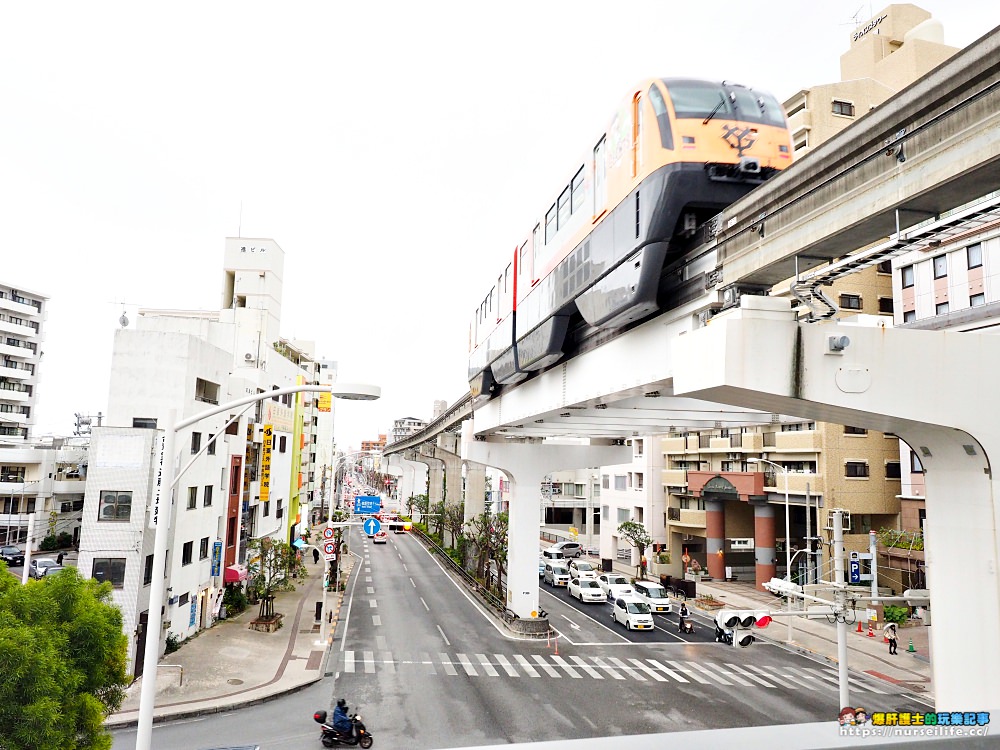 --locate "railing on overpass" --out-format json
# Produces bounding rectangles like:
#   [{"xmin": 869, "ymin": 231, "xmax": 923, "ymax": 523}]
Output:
[{"xmin": 383, "ymin": 392, "xmax": 471, "ymax": 456}]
